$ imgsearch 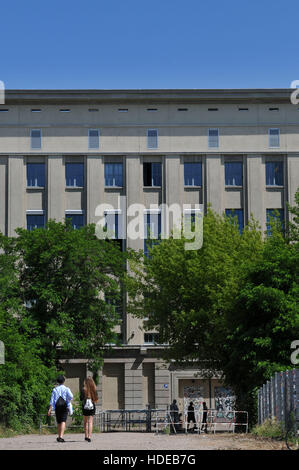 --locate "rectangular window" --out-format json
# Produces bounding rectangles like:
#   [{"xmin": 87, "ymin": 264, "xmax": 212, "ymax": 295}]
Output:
[
  {"xmin": 184, "ymin": 162, "xmax": 202, "ymax": 186},
  {"xmin": 143, "ymin": 162, "xmax": 162, "ymax": 187},
  {"xmin": 30, "ymin": 129, "xmax": 41, "ymax": 149},
  {"xmin": 65, "ymin": 213, "xmax": 84, "ymax": 229},
  {"xmin": 27, "ymin": 214, "xmax": 45, "ymax": 231},
  {"xmin": 105, "ymin": 212, "xmax": 125, "ymax": 251},
  {"xmin": 105, "ymin": 293, "xmax": 123, "ymax": 316},
  {"xmin": 88, "ymin": 129, "xmax": 100, "ymax": 149},
  {"xmin": 27, "ymin": 163, "xmax": 45, "ymax": 188},
  {"xmin": 65, "ymin": 162, "xmax": 84, "ymax": 187},
  {"xmin": 225, "ymin": 162, "xmax": 243, "ymax": 186},
  {"xmin": 208, "ymin": 128, "xmax": 219, "ymax": 148},
  {"xmin": 225, "ymin": 209, "xmax": 244, "ymax": 233},
  {"xmin": 144, "ymin": 333, "xmax": 160, "ymax": 344},
  {"xmin": 105, "ymin": 163, "xmax": 123, "ymax": 187},
  {"xmin": 269, "ymin": 128, "xmax": 280, "ymax": 148},
  {"xmin": 147, "ymin": 129, "xmax": 158, "ymax": 149},
  {"xmin": 144, "ymin": 212, "xmax": 161, "ymax": 258},
  {"xmin": 266, "ymin": 161, "xmax": 283, "ymax": 186},
  {"xmin": 266, "ymin": 209, "xmax": 284, "ymax": 236}
]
